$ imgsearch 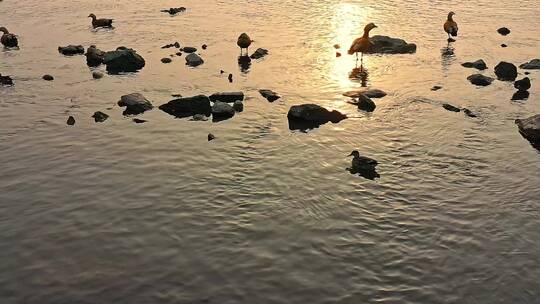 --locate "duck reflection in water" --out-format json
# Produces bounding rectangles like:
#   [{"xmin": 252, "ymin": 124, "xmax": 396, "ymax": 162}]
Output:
[
  {"xmin": 441, "ymin": 42, "xmax": 456, "ymax": 70},
  {"xmin": 347, "ymin": 150, "xmax": 380, "ymax": 180},
  {"xmin": 237, "ymin": 55, "xmax": 252, "ymax": 73},
  {"xmin": 349, "ymin": 65, "xmax": 369, "ymax": 87}
]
